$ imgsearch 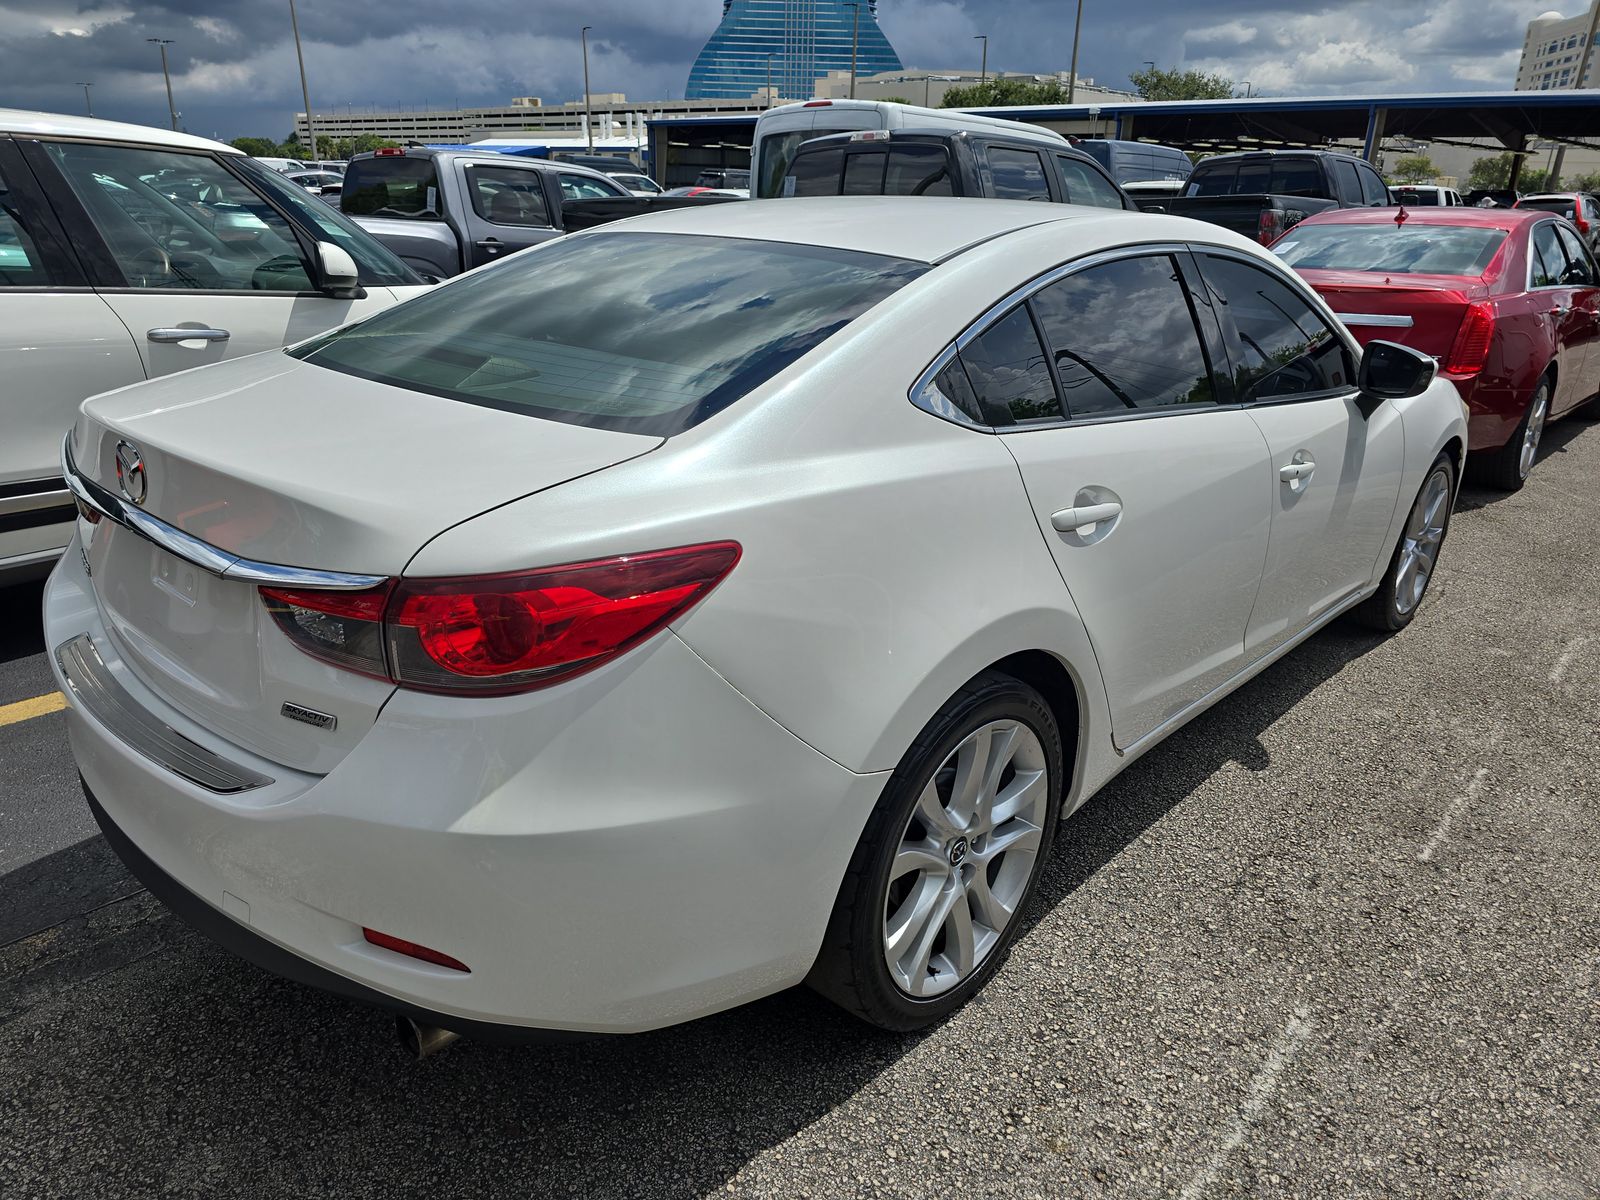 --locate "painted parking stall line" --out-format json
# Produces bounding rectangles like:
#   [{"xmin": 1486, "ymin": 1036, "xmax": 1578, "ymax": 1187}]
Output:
[
  {"xmin": 0, "ymin": 691, "xmax": 65, "ymax": 728},
  {"xmin": 1549, "ymin": 636, "xmax": 1590, "ymax": 686},
  {"xmin": 1418, "ymin": 765, "xmax": 1491, "ymax": 864}
]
